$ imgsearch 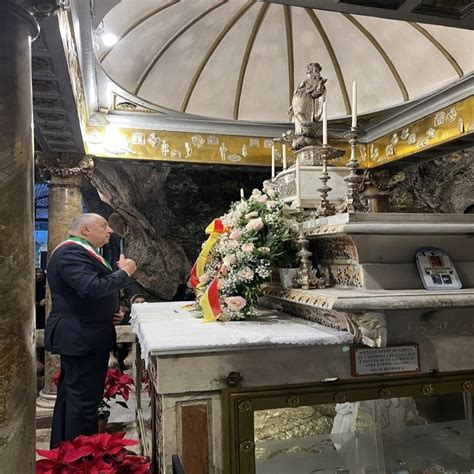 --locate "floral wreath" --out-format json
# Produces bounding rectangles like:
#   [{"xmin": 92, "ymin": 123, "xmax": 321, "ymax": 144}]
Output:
[{"xmin": 189, "ymin": 182, "xmax": 297, "ymax": 321}]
